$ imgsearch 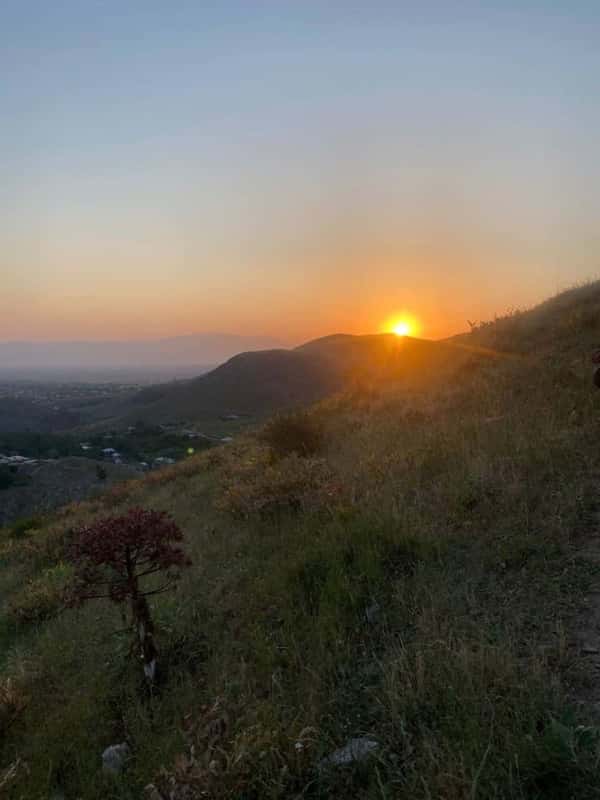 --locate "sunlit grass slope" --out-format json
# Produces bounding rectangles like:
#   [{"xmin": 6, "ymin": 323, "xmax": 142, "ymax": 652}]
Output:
[{"xmin": 2, "ymin": 282, "xmax": 600, "ymax": 799}]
